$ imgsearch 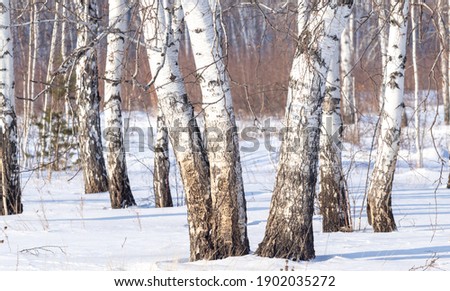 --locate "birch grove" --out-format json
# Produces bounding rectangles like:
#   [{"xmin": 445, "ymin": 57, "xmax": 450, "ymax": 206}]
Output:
[
  {"xmin": 1, "ymin": 0, "xmax": 449, "ymax": 263},
  {"xmin": 367, "ymin": 0, "xmax": 410, "ymax": 232},
  {"xmin": 0, "ymin": 0, "xmax": 22, "ymax": 215}
]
